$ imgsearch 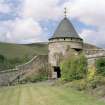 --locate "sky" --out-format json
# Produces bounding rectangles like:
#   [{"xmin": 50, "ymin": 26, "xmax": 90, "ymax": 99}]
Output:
[{"xmin": 0, "ymin": 0, "xmax": 105, "ymax": 48}]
